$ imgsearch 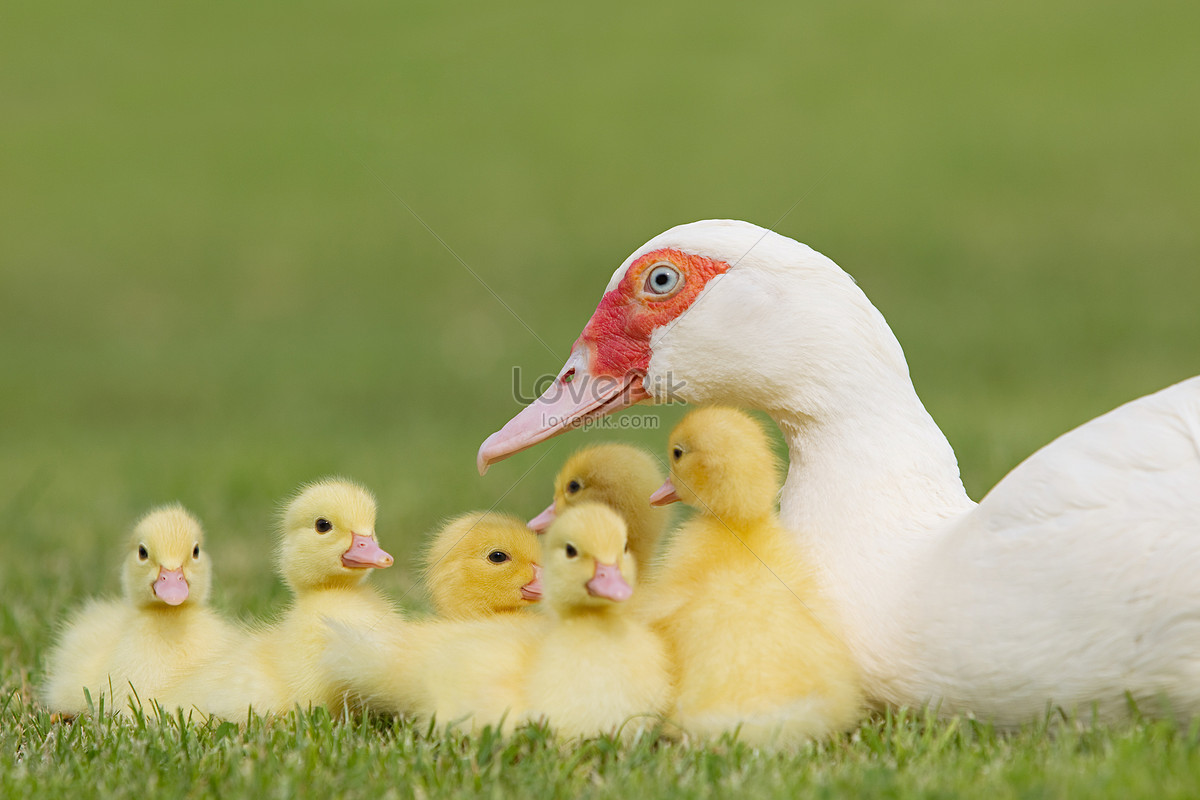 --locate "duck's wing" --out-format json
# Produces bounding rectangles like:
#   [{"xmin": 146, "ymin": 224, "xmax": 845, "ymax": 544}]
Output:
[
  {"xmin": 970, "ymin": 374, "xmax": 1200, "ymax": 542},
  {"xmin": 914, "ymin": 376, "xmax": 1200, "ymax": 721}
]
